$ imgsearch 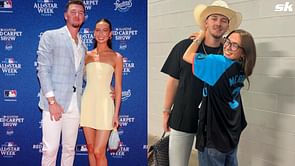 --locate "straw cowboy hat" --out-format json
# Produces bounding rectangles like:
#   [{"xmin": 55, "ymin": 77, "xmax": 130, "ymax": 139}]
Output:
[{"xmin": 194, "ymin": 0, "xmax": 242, "ymax": 32}]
